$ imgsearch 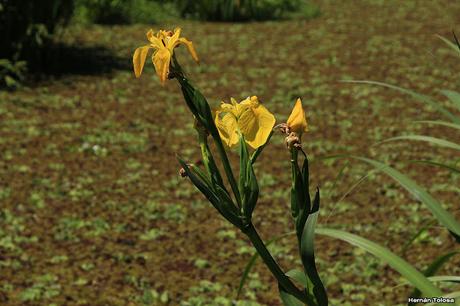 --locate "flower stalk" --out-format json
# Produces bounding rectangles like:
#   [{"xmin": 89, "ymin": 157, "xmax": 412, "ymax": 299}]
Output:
[{"xmin": 242, "ymin": 223, "xmax": 309, "ymax": 303}]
